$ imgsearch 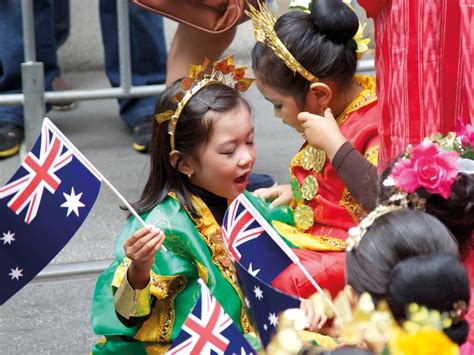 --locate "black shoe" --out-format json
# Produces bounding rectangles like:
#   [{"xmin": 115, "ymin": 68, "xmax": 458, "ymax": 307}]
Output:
[
  {"xmin": 246, "ymin": 173, "xmax": 276, "ymax": 192},
  {"xmin": 132, "ymin": 116, "xmax": 153, "ymax": 153},
  {"xmin": 0, "ymin": 122, "xmax": 23, "ymax": 159}
]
